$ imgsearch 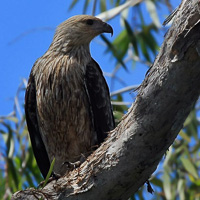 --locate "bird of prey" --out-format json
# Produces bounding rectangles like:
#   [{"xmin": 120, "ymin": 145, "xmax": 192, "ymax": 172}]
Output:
[{"xmin": 25, "ymin": 15, "xmax": 115, "ymax": 178}]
